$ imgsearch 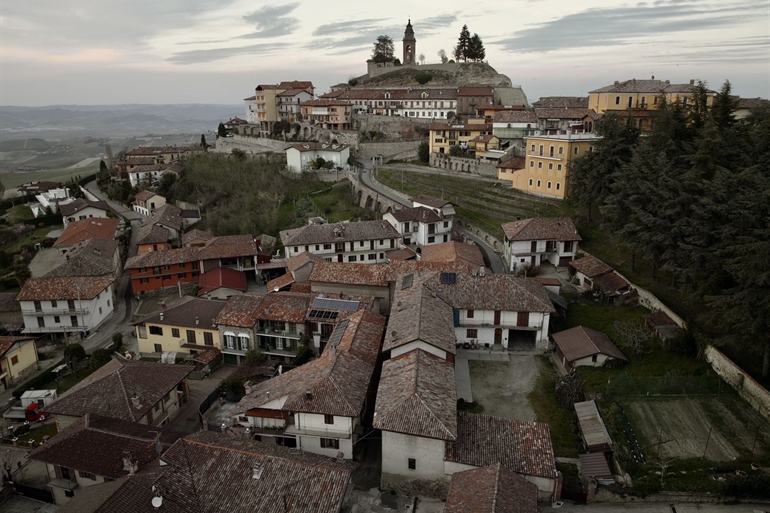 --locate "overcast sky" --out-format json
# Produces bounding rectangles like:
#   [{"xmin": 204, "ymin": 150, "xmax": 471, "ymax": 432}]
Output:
[{"xmin": 1, "ymin": 0, "xmax": 768, "ymax": 106}]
